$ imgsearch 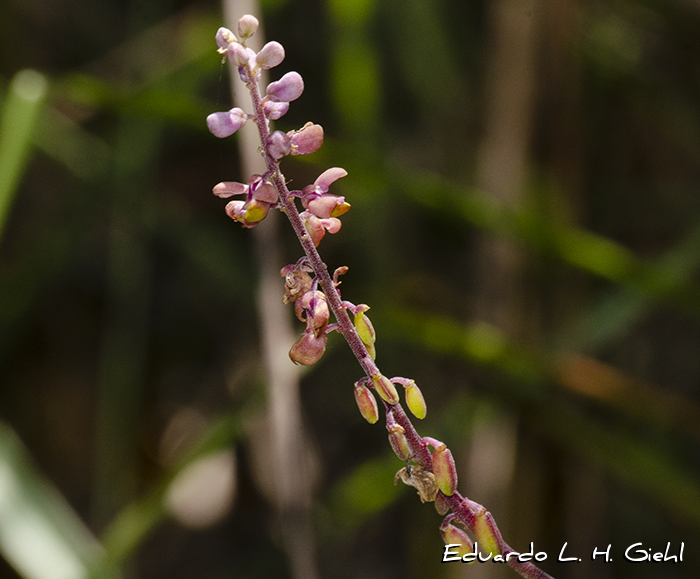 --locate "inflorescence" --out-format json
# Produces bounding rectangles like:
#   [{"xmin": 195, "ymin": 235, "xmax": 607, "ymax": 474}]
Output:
[{"xmin": 206, "ymin": 15, "xmax": 553, "ymax": 579}]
